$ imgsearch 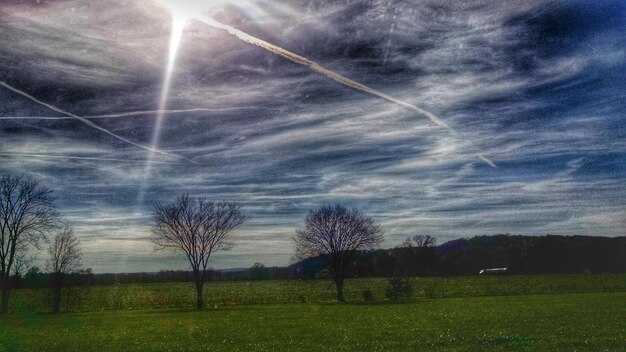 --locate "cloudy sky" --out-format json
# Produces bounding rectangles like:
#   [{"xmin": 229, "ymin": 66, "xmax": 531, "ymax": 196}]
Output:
[{"xmin": 1, "ymin": 0, "xmax": 624, "ymax": 273}]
